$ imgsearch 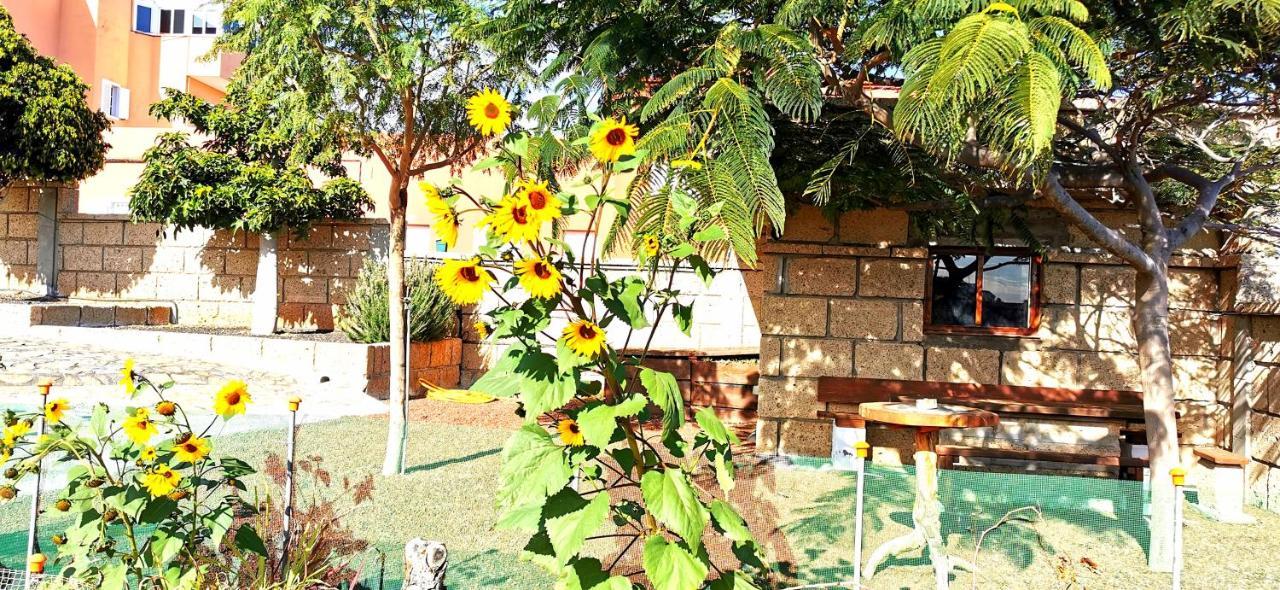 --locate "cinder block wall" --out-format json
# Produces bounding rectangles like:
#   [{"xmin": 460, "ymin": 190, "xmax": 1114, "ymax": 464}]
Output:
[
  {"xmin": 752, "ymin": 204, "xmax": 1230, "ymax": 461},
  {"xmin": 0, "ymin": 183, "xmax": 388, "ymax": 331},
  {"xmin": 1242, "ymin": 316, "xmax": 1280, "ymax": 511}
]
